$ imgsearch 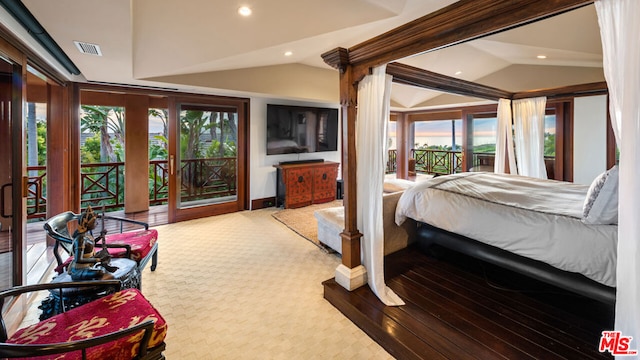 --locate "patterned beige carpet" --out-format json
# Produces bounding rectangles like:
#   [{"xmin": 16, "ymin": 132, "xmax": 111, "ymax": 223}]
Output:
[
  {"xmin": 271, "ymin": 200, "xmax": 342, "ymax": 248},
  {"xmin": 137, "ymin": 208, "xmax": 392, "ymax": 359}
]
